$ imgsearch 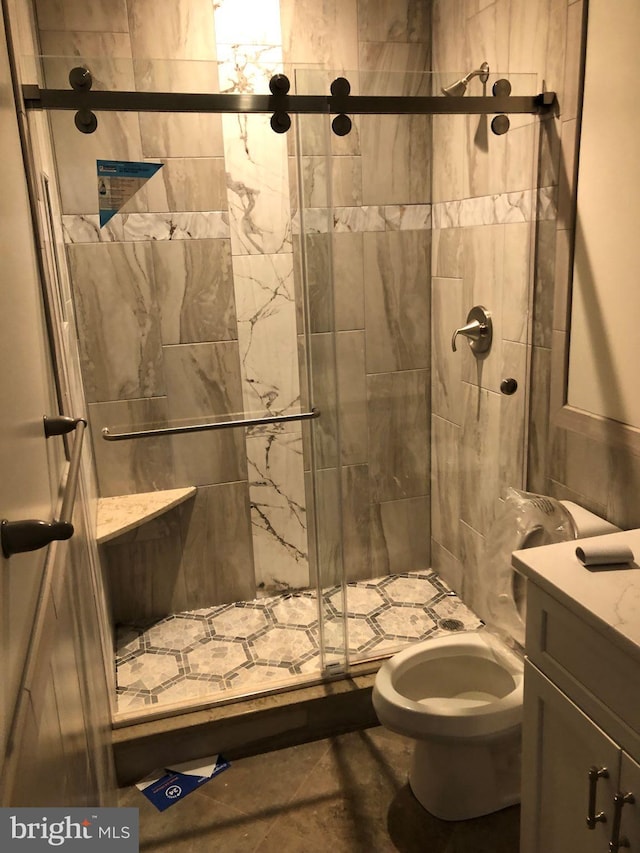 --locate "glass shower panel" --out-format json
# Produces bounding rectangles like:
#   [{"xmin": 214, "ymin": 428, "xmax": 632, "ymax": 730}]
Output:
[
  {"xmin": 42, "ymin": 54, "xmax": 341, "ymax": 715},
  {"xmin": 292, "ymin": 66, "xmax": 436, "ymax": 668},
  {"xmin": 292, "ymin": 68, "xmax": 347, "ymax": 675},
  {"xmin": 429, "ymin": 72, "xmax": 540, "ymax": 645}
]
